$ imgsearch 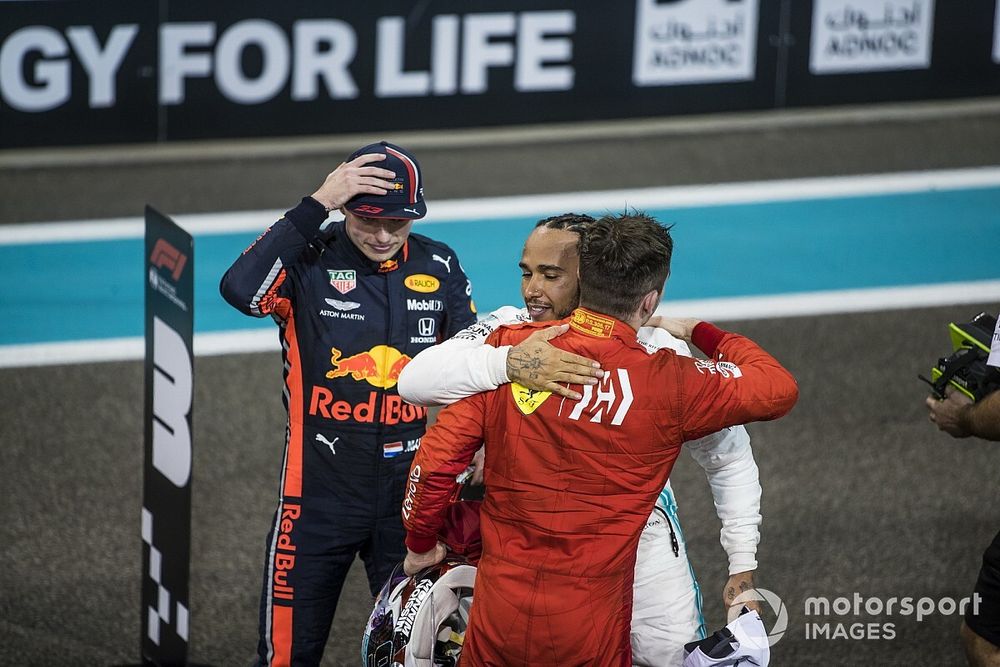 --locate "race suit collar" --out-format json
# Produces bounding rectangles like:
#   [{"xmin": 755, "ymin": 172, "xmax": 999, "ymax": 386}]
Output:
[
  {"xmin": 568, "ymin": 307, "xmax": 636, "ymax": 340},
  {"xmin": 375, "ymin": 241, "xmax": 408, "ymax": 274}
]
